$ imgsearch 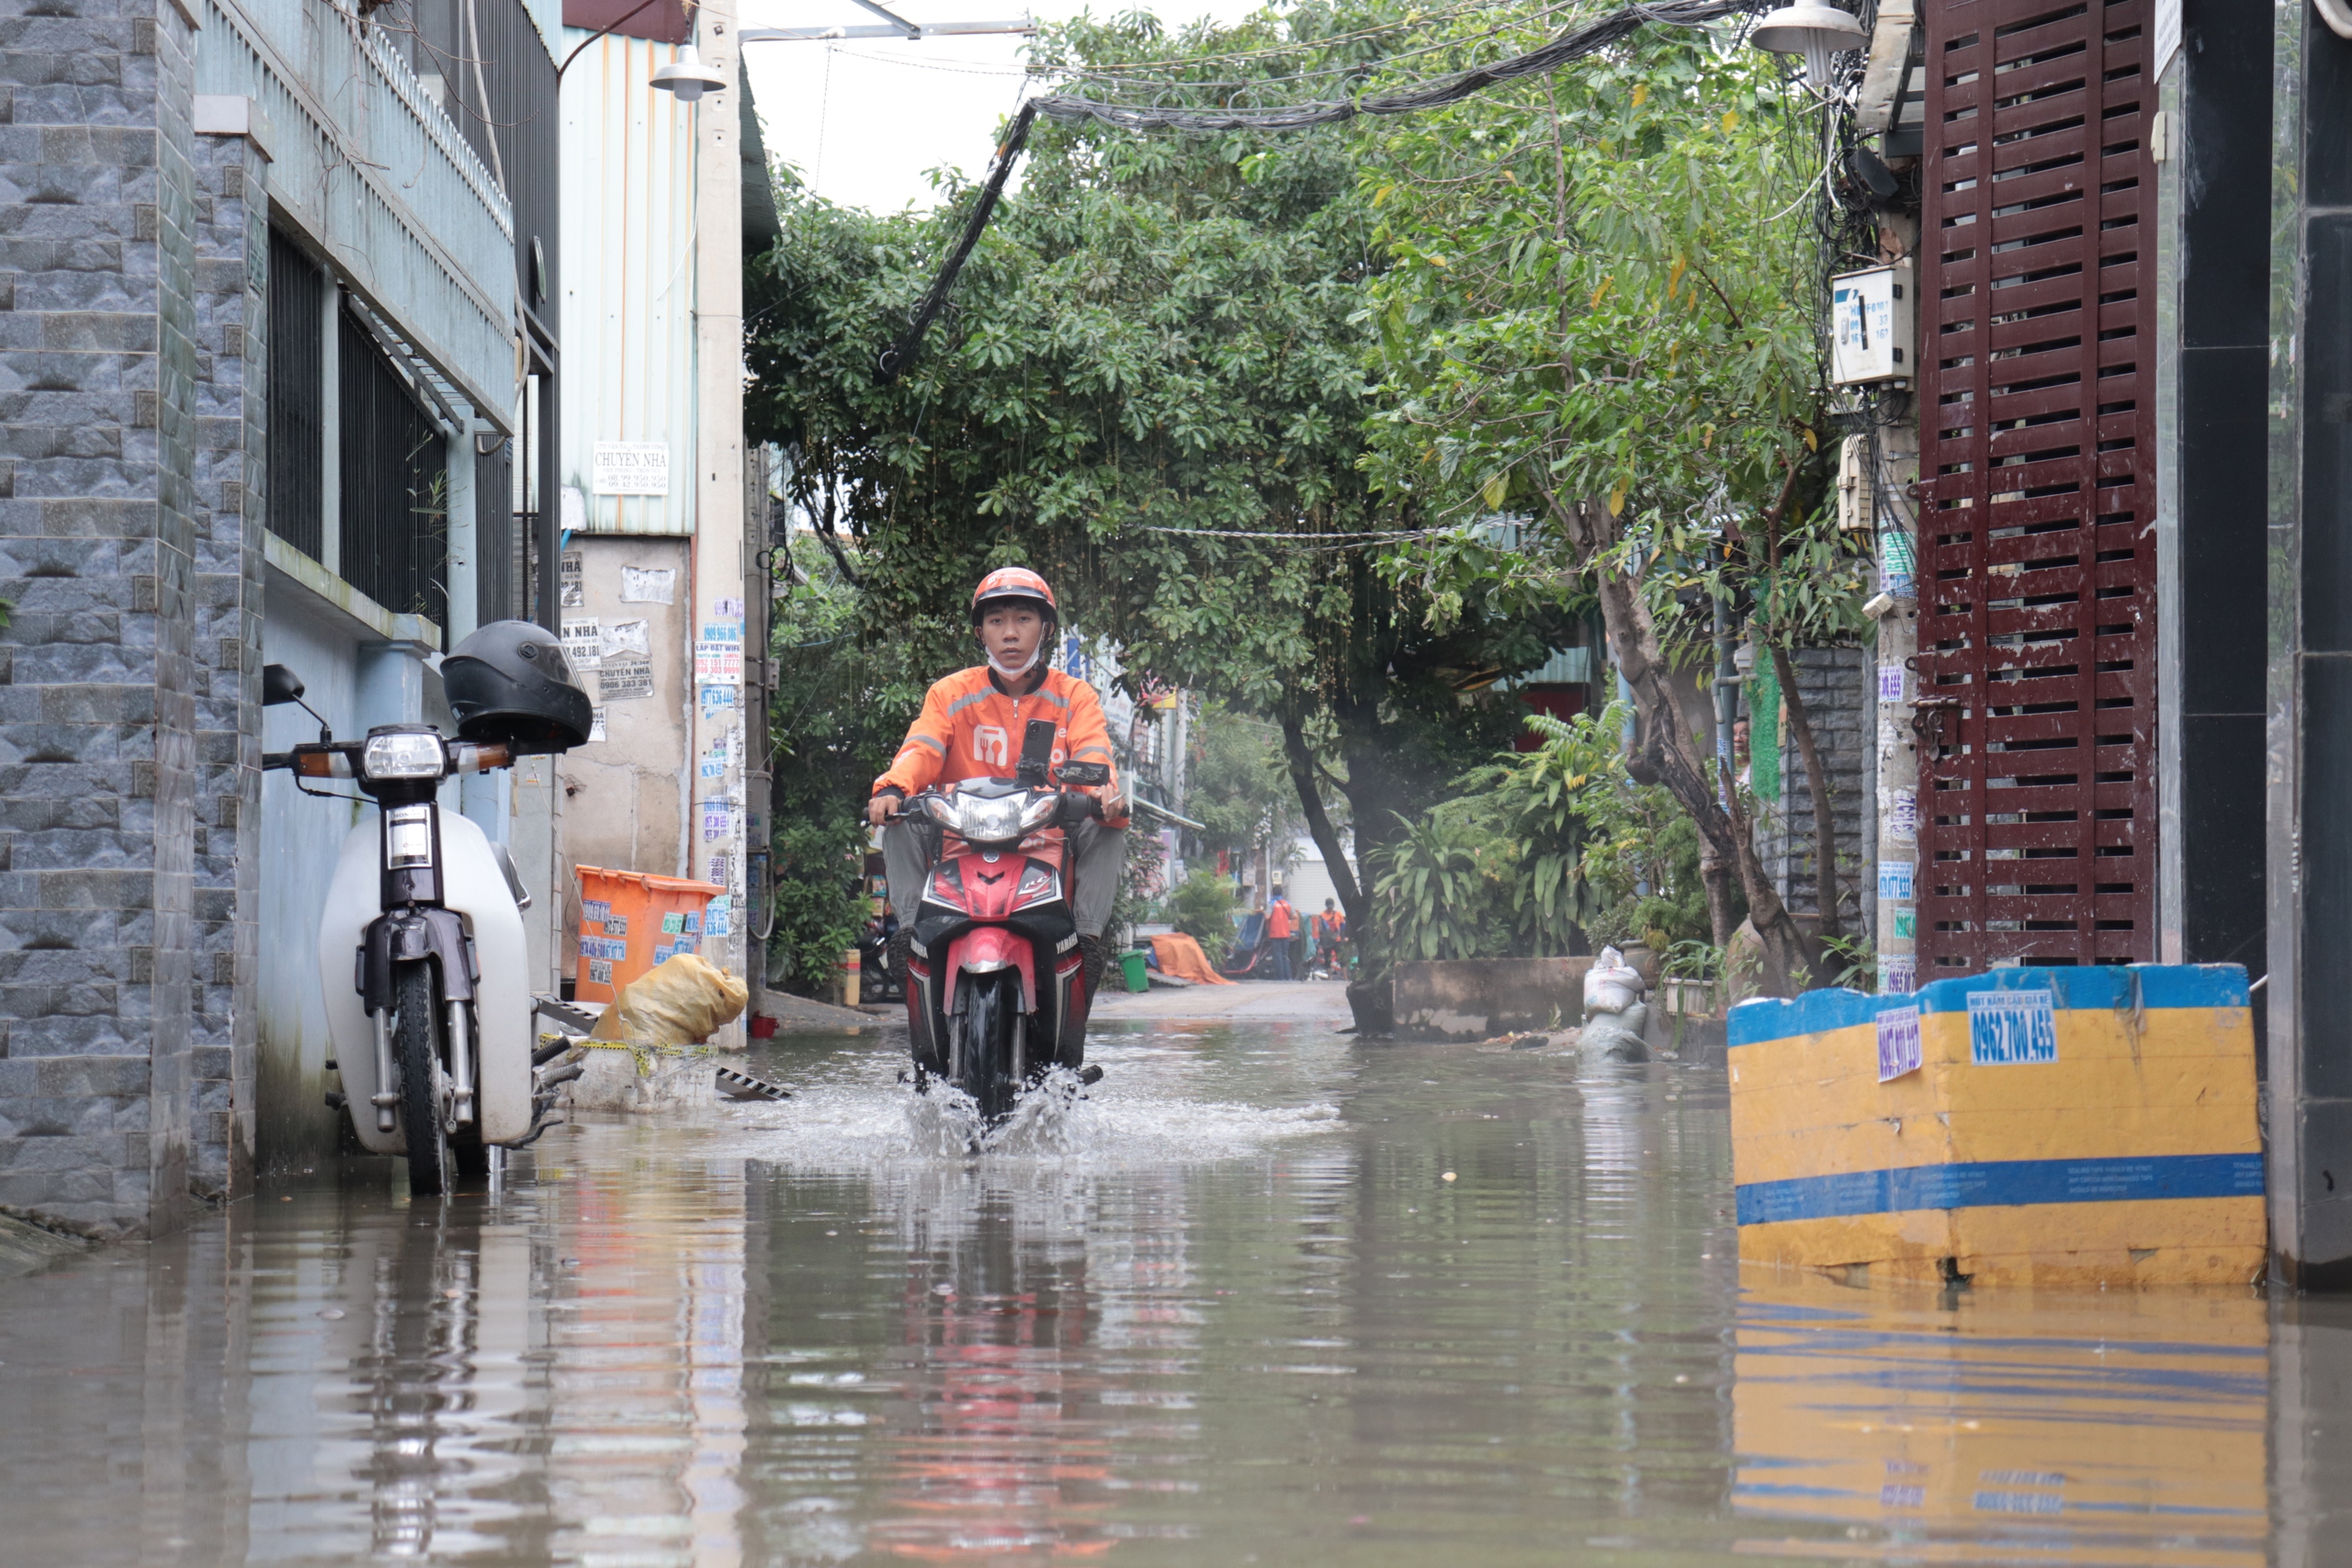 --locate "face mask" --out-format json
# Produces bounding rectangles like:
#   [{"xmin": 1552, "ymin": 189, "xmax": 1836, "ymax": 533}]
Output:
[{"xmin": 988, "ymin": 641, "xmax": 1042, "ymax": 679}]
